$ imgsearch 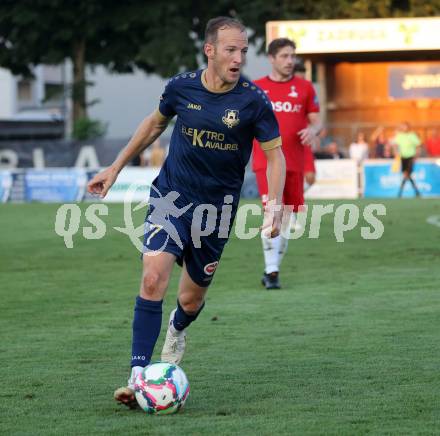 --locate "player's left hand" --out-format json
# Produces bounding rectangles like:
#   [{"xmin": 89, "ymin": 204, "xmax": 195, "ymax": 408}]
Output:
[
  {"xmin": 298, "ymin": 126, "xmax": 318, "ymax": 146},
  {"xmin": 261, "ymin": 203, "xmax": 282, "ymax": 238}
]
